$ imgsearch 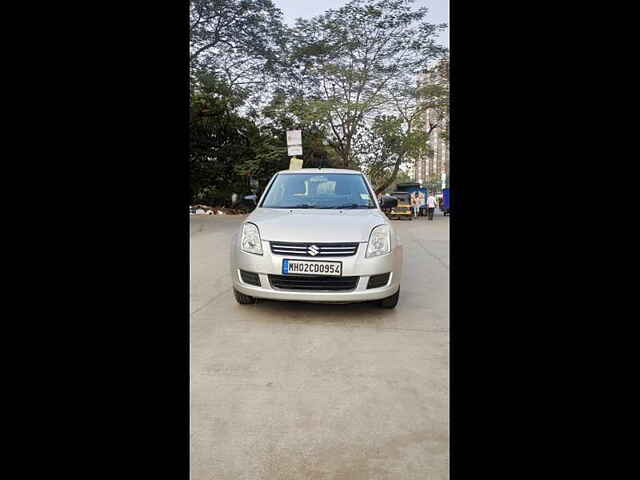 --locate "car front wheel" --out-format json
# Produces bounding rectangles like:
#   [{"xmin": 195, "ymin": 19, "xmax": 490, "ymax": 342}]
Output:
[
  {"xmin": 379, "ymin": 287, "xmax": 400, "ymax": 309},
  {"xmin": 233, "ymin": 288, "xmax": 257, "ymax": 305}
]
